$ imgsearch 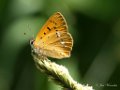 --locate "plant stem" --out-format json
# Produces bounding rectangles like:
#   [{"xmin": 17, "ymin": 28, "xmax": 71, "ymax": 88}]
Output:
[{"xmin": 32, "ymin": 53, "xmax": 94, "ymax": 90}]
